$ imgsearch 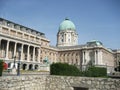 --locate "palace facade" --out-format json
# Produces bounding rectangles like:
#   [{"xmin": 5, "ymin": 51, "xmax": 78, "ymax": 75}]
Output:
[{"xmin": 0, "ymin": 18, "xmax": 119, "ymax": 73}]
